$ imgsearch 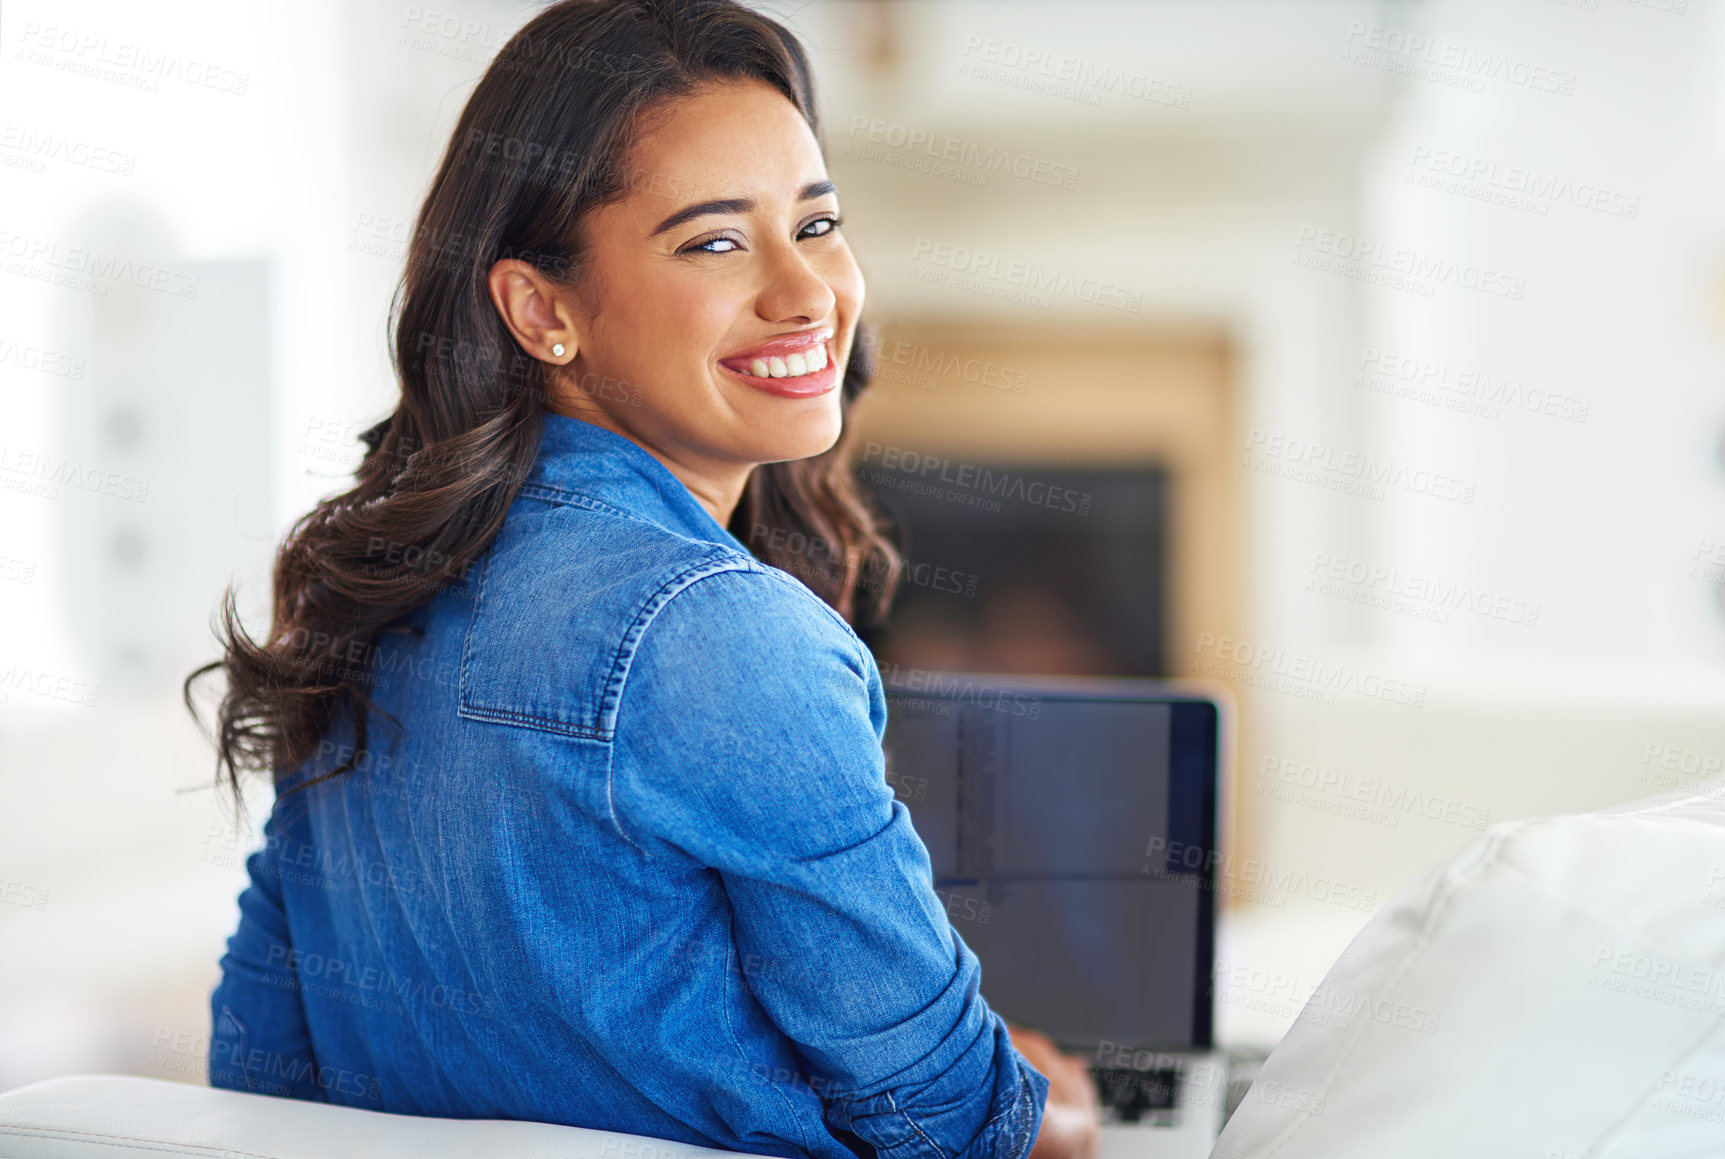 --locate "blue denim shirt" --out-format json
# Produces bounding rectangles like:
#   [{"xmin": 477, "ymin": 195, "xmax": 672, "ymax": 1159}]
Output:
[{"xmin": 209, "ymin": 411, "xmax": 1049, "ymax": 1159}]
